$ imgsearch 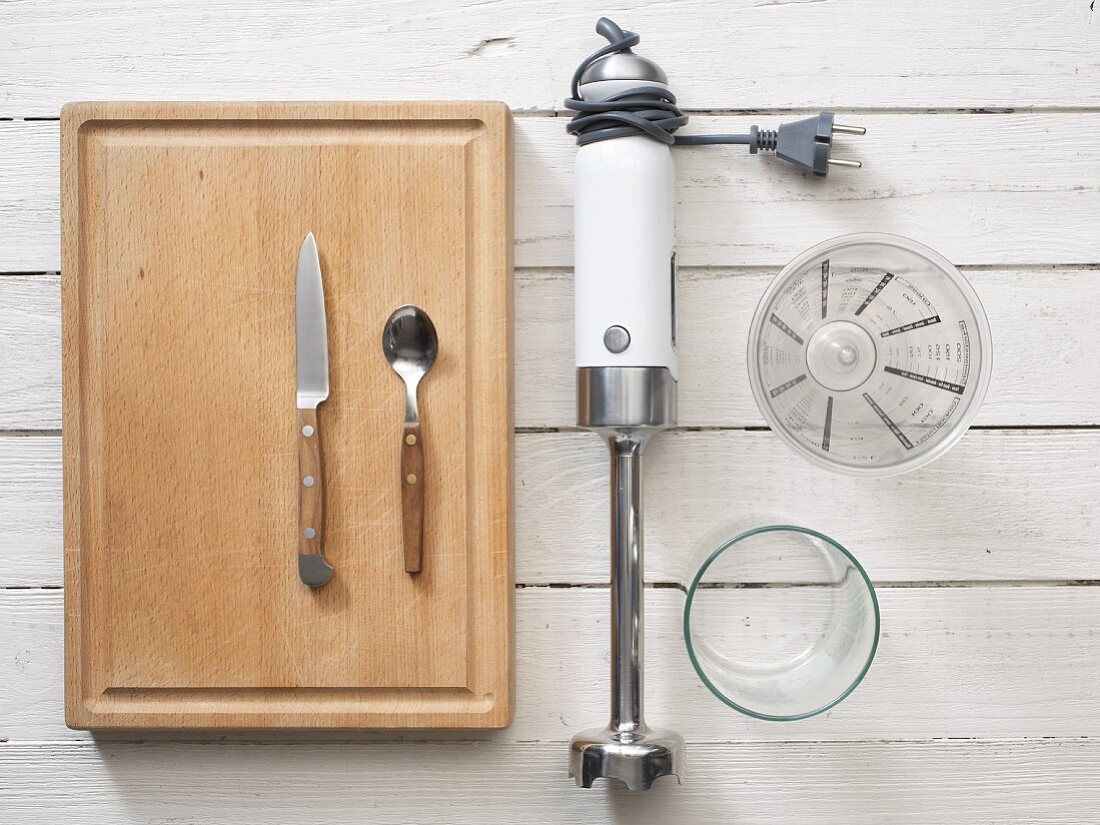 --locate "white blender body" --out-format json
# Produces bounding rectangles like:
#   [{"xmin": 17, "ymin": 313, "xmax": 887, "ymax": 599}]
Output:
[{"xmin": 574, "ymin": 92, "xmax": 677, "ymax": 376}]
